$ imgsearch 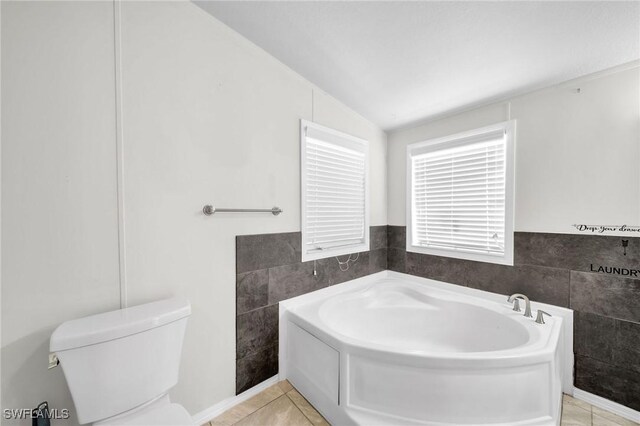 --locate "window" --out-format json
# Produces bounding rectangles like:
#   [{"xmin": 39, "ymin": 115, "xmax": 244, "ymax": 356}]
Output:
[
  {"xmin": 407, "ymin": 121, "xmax": 515, "ymax": 265},
  {"xmin": 301, "ymin": 120, "xmax": 369, "ymax": 261}
]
